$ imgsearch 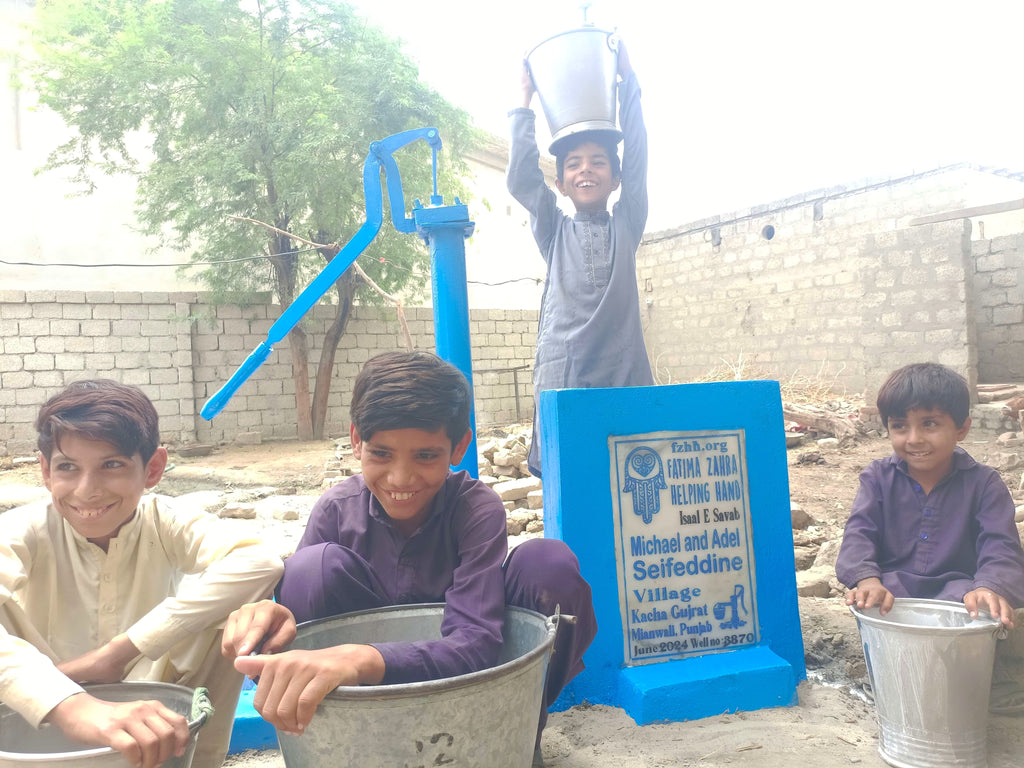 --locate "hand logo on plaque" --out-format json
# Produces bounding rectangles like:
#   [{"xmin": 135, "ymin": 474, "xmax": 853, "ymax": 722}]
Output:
[{"xmin": 622, "ymin": 447, "xmax": 667, "ymax": 524}]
